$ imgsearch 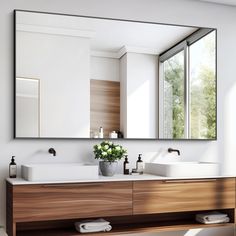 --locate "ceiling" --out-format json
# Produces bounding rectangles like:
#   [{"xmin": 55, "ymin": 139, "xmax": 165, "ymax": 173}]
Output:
[
  {"xmin": 198, "ymin": 0, "xmax": 236, "ymax": 6},
  {"xmin": 16, "ymin": 11, "xmax": 198, "ymax": 57}
]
